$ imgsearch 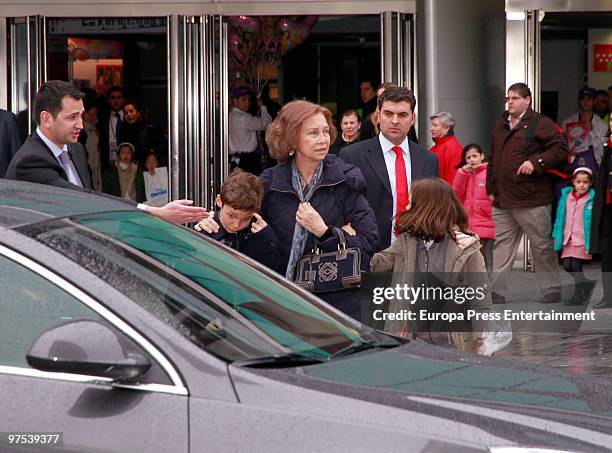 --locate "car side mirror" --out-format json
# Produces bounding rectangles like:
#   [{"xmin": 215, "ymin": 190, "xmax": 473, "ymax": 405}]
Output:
[{"xmin": 26, "ymin": 320, "xmax": 151, "ymax": 383}]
